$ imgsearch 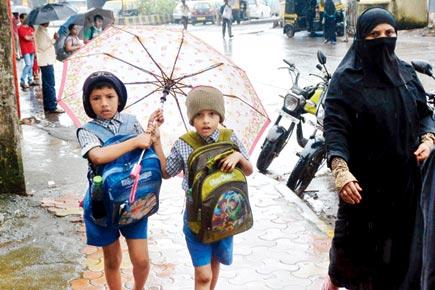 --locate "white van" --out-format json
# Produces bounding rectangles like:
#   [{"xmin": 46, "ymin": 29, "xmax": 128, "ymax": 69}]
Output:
[{"xmin": 246, "ymin": 0, "xmax": 271, "ymax": 19}]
